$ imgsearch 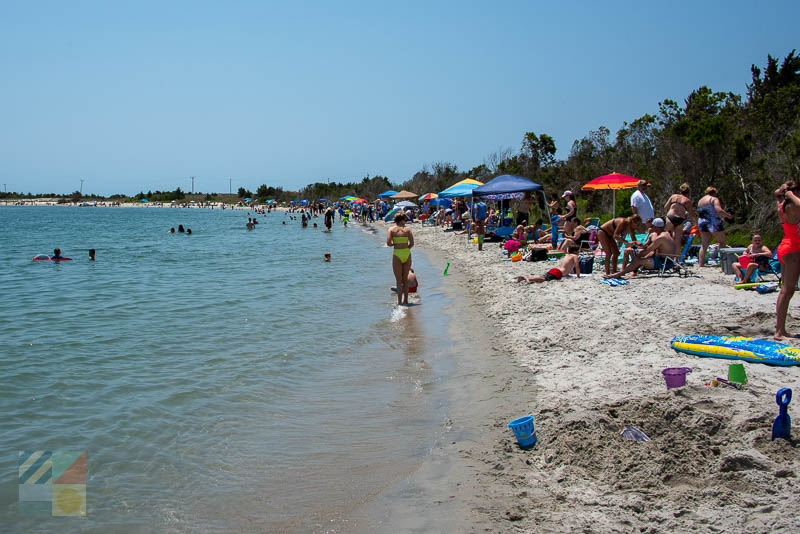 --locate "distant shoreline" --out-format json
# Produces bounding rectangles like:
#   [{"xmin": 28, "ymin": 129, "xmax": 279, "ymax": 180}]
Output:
[{"xmin": 0, "ymin": 199, "xmax": 278, "ymax": 210}]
